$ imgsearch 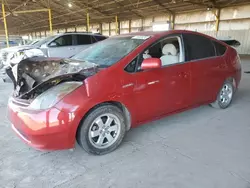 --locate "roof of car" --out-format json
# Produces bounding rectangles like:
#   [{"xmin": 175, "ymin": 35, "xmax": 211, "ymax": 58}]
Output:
[
  {"xmin": 55, "ymin": 32, "xmax": 105, "ymax": 36},
  {"xmin": 113, "ymin": 30, "xmax": 218, "ymax": 41},
  {"xmin": 114, "ymin": 30, "xmax": 197, "ymax": 37}
]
